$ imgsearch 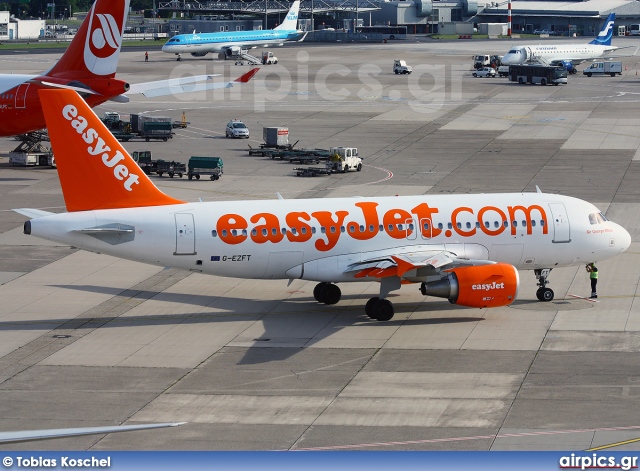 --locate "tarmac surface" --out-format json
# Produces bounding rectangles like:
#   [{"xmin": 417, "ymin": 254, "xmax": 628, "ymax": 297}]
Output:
[{"xmin": 2, "ymin": 37, "xmax": 640, "ymax": 451}]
